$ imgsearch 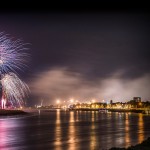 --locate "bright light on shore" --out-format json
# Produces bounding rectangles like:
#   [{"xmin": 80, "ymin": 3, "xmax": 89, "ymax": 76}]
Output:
[
  {"xmin": 92, "ymin": 99, "xmax": 95, "ymax": 103},
  {"xmin": 56, "ymin": 100, "xmax": 60, "ymax": 104},
  {"xmin": 70, "ymin": 99, "xmax": 74, "ymax": 103}
]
